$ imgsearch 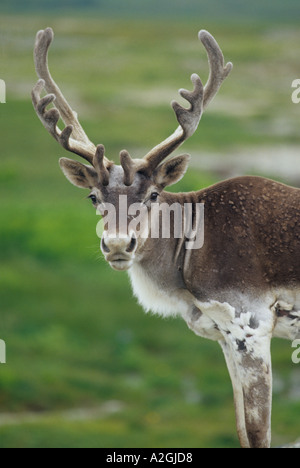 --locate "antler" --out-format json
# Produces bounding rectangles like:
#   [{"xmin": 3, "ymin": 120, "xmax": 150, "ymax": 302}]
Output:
[
  {"xmin": 32, "ymin": 28, "xmax": 232, "ymax": 186},
  {"xmin": 144, "ymin": 30, "xmax": 233, "ymax": 171},
  {"xmin": 32, "ymin": 27, "xmax": 108, "ymax": 166}
]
